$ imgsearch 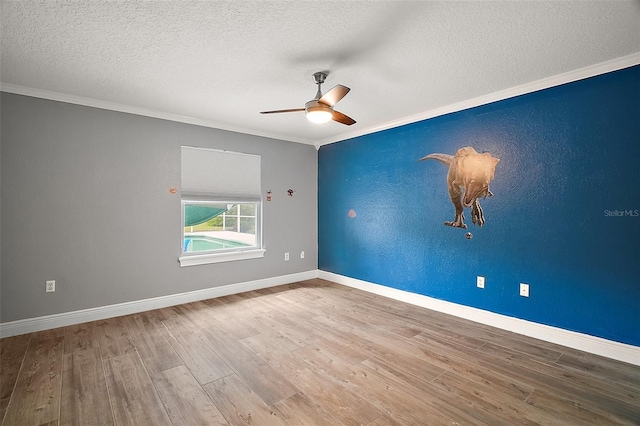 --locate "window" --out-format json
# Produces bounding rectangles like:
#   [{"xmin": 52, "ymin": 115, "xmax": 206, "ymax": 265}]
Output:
[{"xmin": 179, "ymin": 146, "xmax": 264, "ymax": 267}]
